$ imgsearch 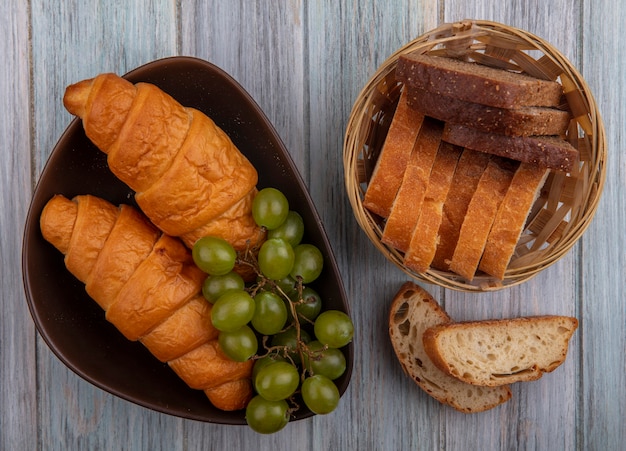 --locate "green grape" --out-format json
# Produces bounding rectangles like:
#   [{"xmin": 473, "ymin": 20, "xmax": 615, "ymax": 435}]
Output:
[
  {"xmin": 258, "ymin": 238, "xmax": 294, "ymax": 280},
  {"xmin": 289, "ymin": 286, "xmax": 322, "ymax": 322},
  {"xmin": 271, "ymin": 327, "xmax": 311, "ymax": 365},
  {"xmin": 252, "ymin": 187, "xmax": 290, "ymax": 230},
  {"xmin": 254, "ymin": 361, "xmax": 300, "ymax": 401},
  {"xmin": 313, "ymin": 310, "xmax": 354, "ymax": 348},
  {"xmin": 252, "ymin": 354, "xmax": 286, "ymax": 384},
  {"xmin": 251, "ymin": 291, "xmax": 288, "ymax": 335},
  {"xmin": 267, "ymin": 210, "xmax": 305, "ymax": 246},
  {"xmin": 218, "ymin": 325, "xmax": 258, "ymax": 362},
  {"xmin": 211, "ymin": 289, "xmax": 256, "ymax": 332},
  {"xmin": 245, "ymin": 395, "xmax": 290, "ymax": 434},
  {"xmin": 290, "ymin": 244, "xmax": 323, "ymax": 284},
  {"xmin": 273, "ymin": 275, "xmax": 297, "ymax": 297},
  {"xmin": 192, "ymin": 236, "xmax": 237, "ymax": 275},
  {"xmin": 302, "ymin": 340, "xmax": 347, "ymax": 380},
  {"xmin": 202, "ymin": 272, "xmax": 245, "ymax": 304},
  {"xmin": 301, "ymin": 374, "xmax": 339, "ymax": 415}
]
